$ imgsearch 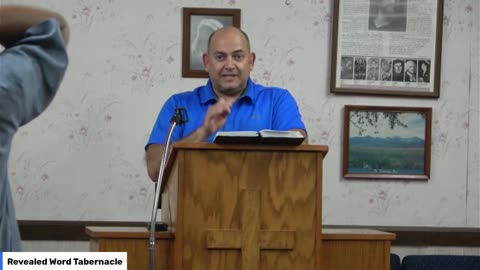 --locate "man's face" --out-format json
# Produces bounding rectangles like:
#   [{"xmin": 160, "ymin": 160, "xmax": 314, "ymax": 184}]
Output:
[
  {"xmin": 421, "ymin": 63, "xmax": 427, "ymax": 71},
  {"xmin": 203, "ymin": 28, "xmax": 255, "ymax": 97},
  {"xmin": 369, "ymin": 59, "xmax": 379, "ymax": 69},
  {"xmin": 406, "ymin": 61, "xmax": 415, "ymax": 73},
  {"xmin": 381, "ymin": 61, "xmax": 391, "ymax": 72},
  {"xmin": 342, "ymin": 59, "xmax": 352, "ymax": 72},
  {"xmin": 393, "ymin": 62, "xmax": 403, "ymax": 73}
]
